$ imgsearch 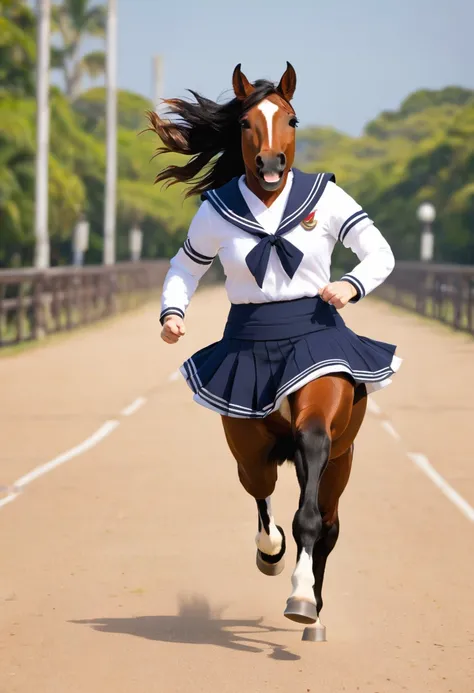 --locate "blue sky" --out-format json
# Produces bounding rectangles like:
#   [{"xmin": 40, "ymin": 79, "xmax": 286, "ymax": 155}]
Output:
[{"xmin": 71, "ymin": 0, "xmax": 472, "ymax": 135}]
